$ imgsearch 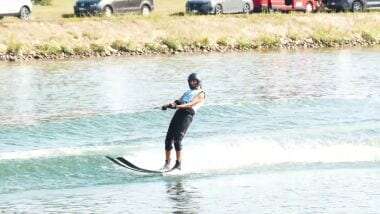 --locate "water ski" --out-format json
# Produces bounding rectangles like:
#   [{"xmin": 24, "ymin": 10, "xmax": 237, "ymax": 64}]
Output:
[{"xmin": 105, "ymin": 156, "xmax": 179, "ymax": 174}]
